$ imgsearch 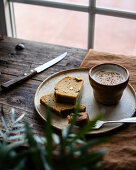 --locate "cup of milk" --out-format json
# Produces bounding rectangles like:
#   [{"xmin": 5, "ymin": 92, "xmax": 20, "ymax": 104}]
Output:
[{"xmin": 89, "ymin": 63, "xmax": 129, "ymax": 105}]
